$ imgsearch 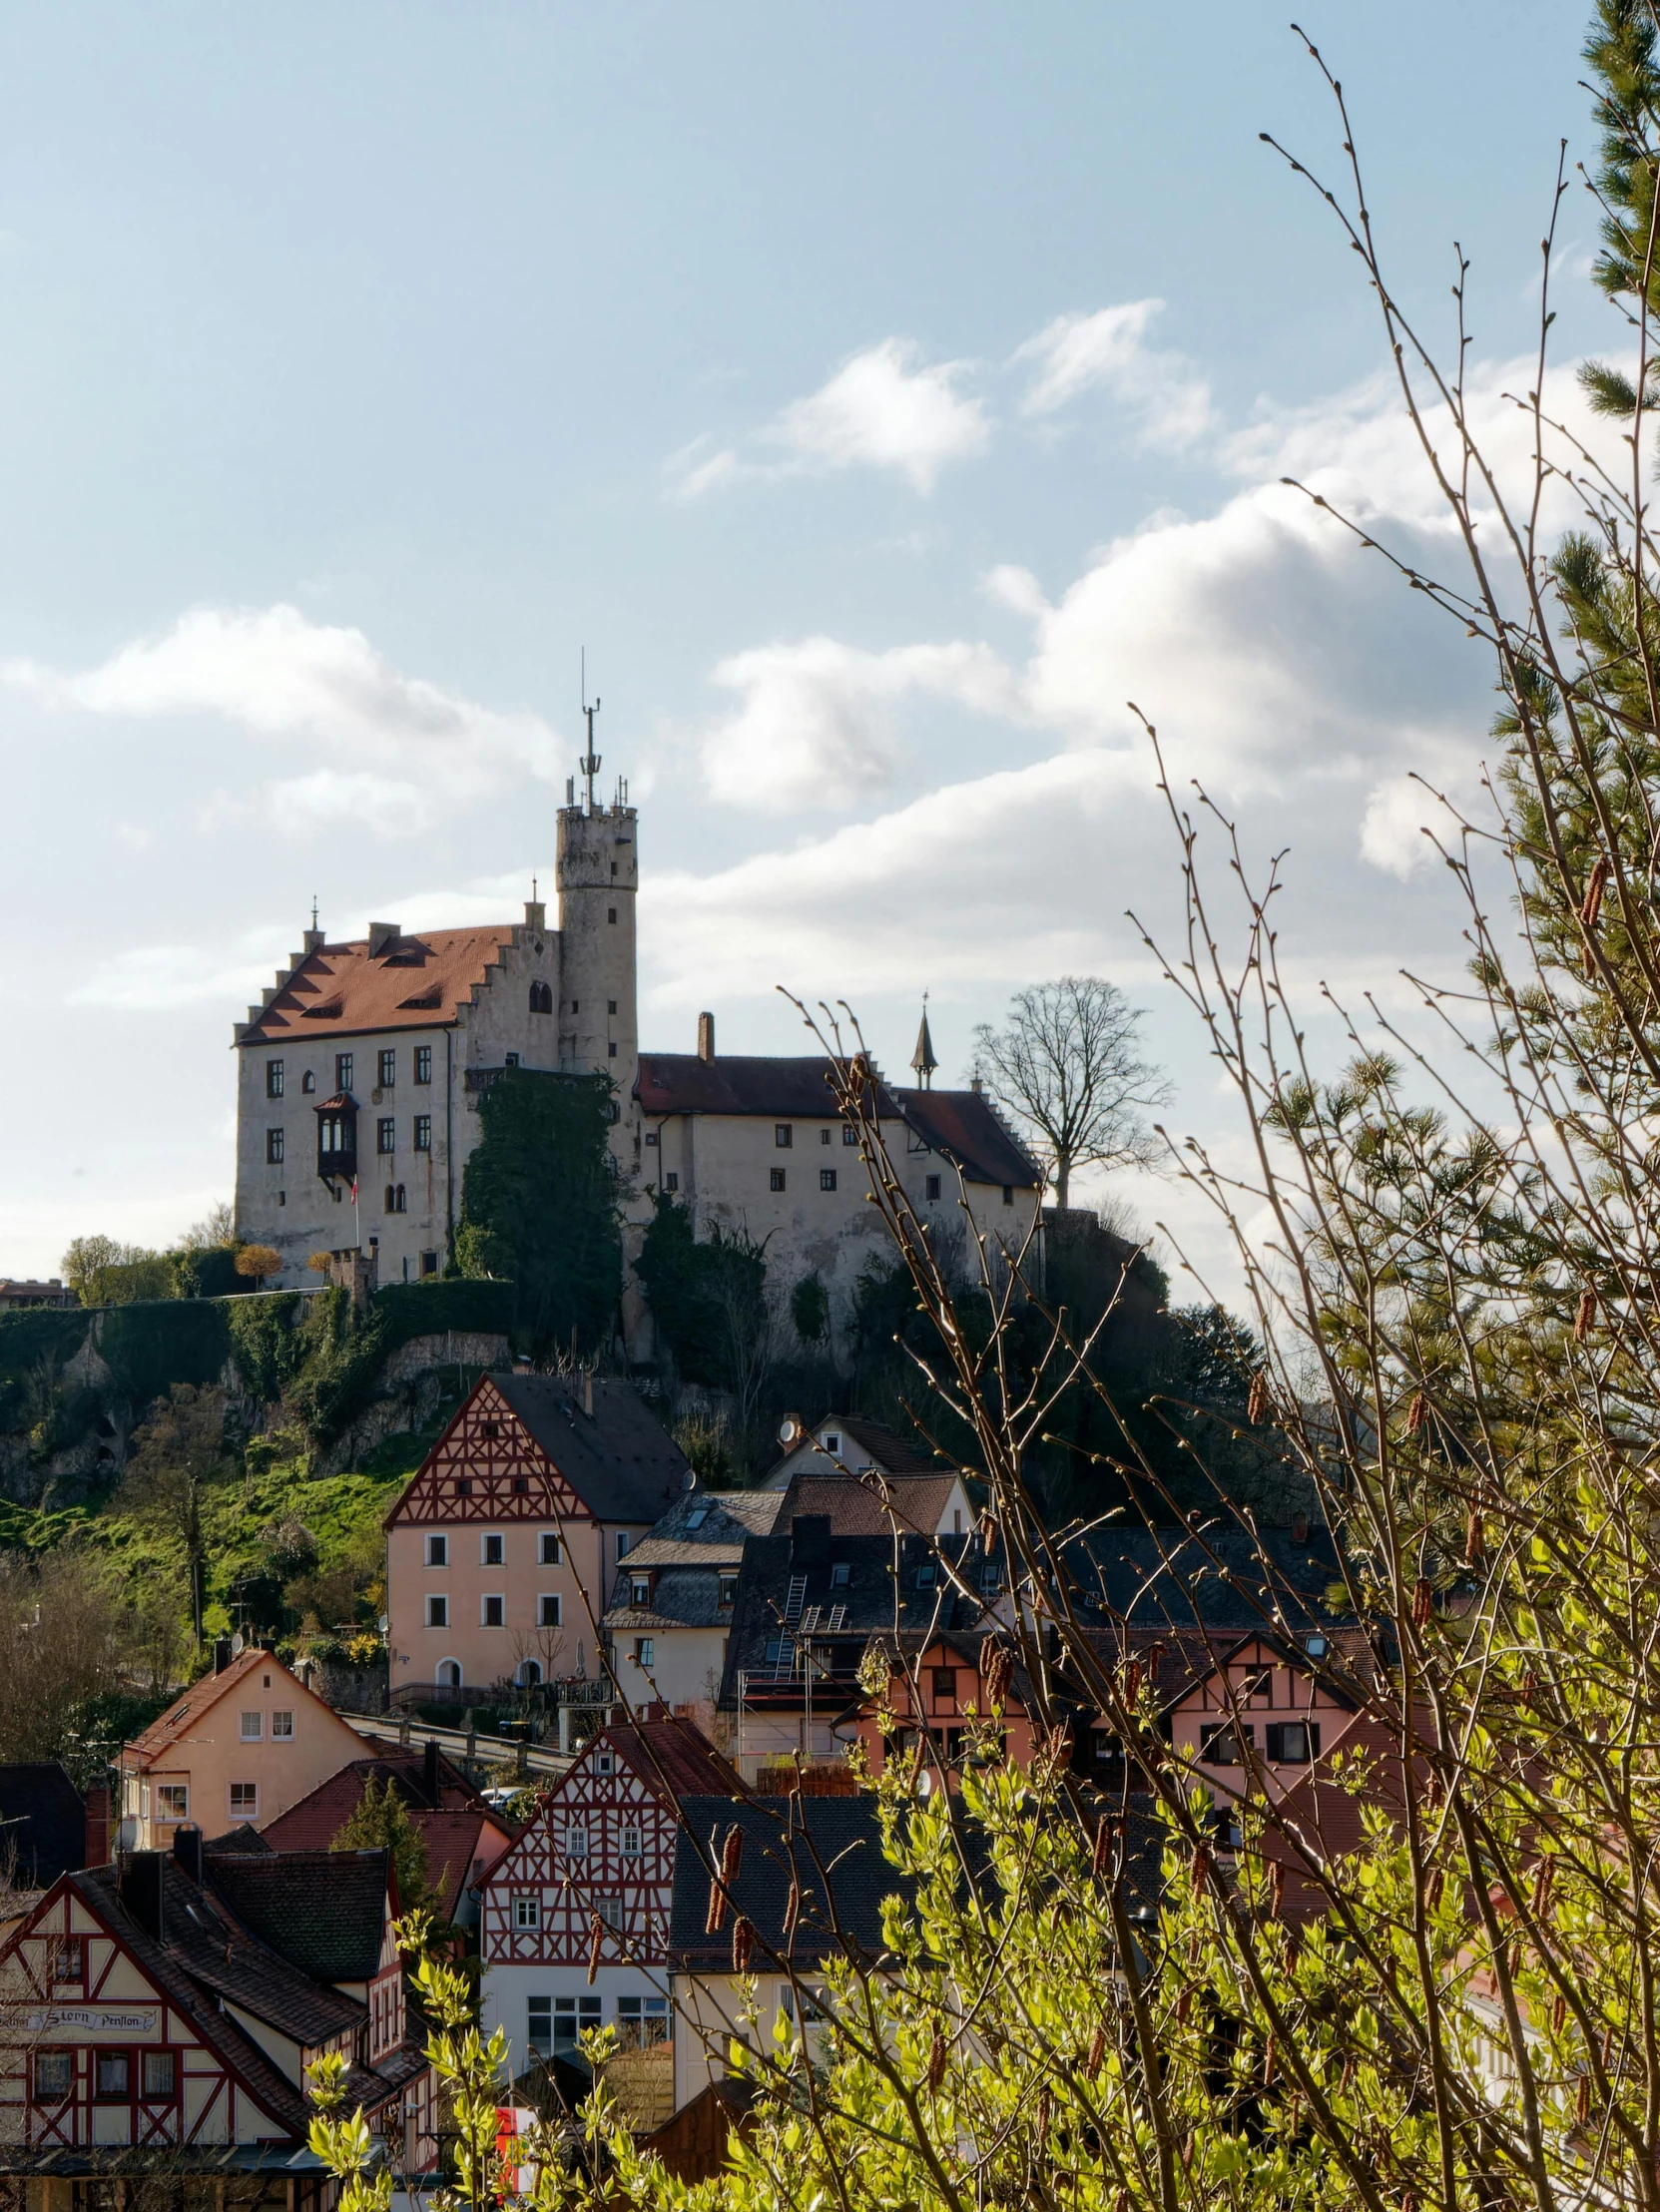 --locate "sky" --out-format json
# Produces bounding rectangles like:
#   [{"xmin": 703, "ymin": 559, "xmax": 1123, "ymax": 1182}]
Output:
[{"xmin": 0, "ymin": 0, "xmax": 1613, "ymax": 1298}]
